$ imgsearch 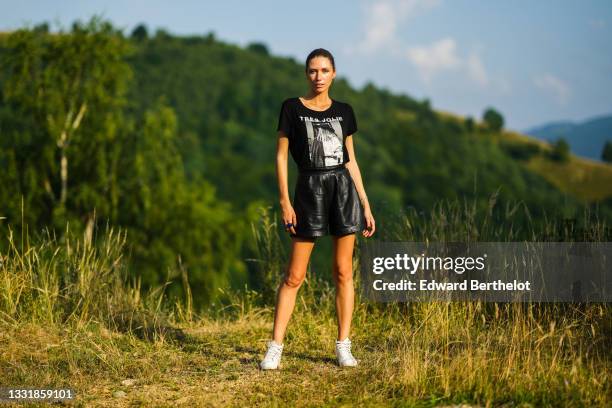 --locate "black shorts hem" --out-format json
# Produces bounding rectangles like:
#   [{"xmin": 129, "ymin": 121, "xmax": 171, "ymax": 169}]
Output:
[
  {"xmin": 330, "ymin": 226, "xmax": 361, "ymax": 237},
  {"xmin": 290, "ymin": 230, "xmax": 327, "ymax": 239}
]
